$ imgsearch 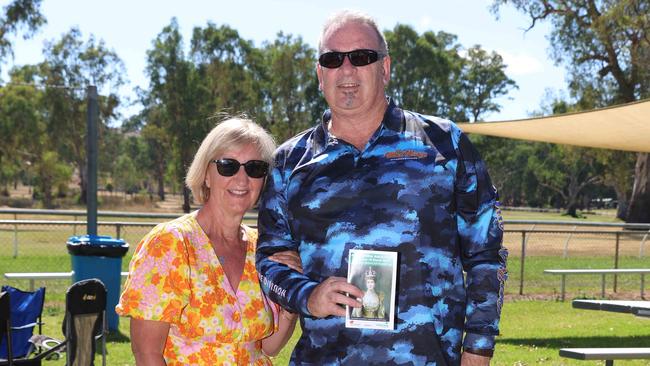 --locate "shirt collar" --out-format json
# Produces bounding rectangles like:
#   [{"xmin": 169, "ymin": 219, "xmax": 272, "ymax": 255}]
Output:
[{"xmin": 314, "ymin": 97, "xmax": 403, "ymax": 151}]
